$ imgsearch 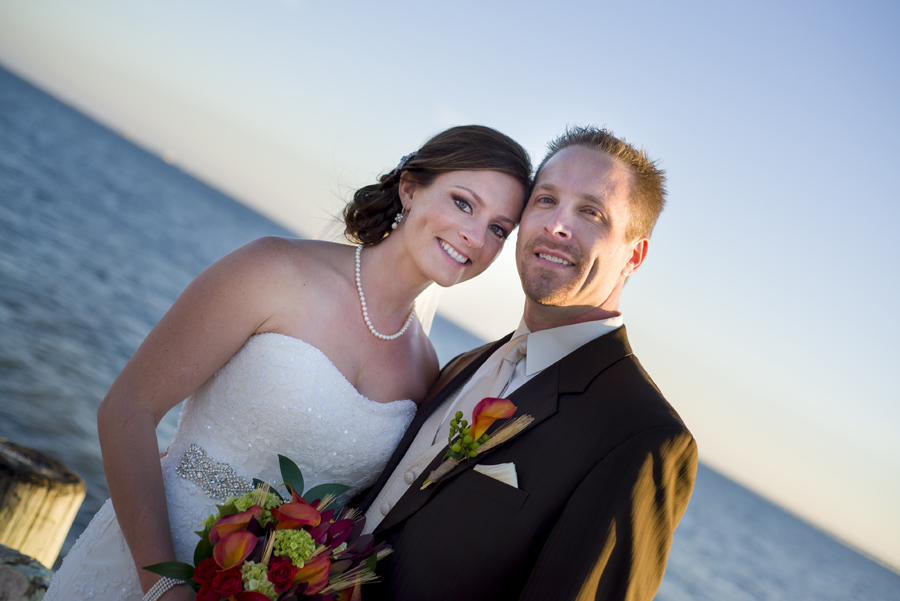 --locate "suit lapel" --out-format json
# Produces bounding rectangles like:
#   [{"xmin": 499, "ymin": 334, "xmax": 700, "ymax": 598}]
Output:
[
  {"xmin": 356, "ymin": 336, "xmax": 510, "ymax": 515},
  {"xmin": 374, "ymin": 325, "xmax": 635, "ymax": 534}
]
